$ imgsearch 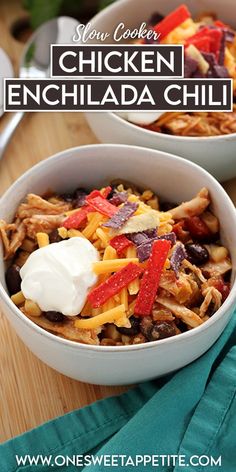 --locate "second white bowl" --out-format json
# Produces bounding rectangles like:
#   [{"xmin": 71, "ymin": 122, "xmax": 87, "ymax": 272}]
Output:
[{"xmin": 85, "ymin": 0, "xmax": 236, "ymax": 182}]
